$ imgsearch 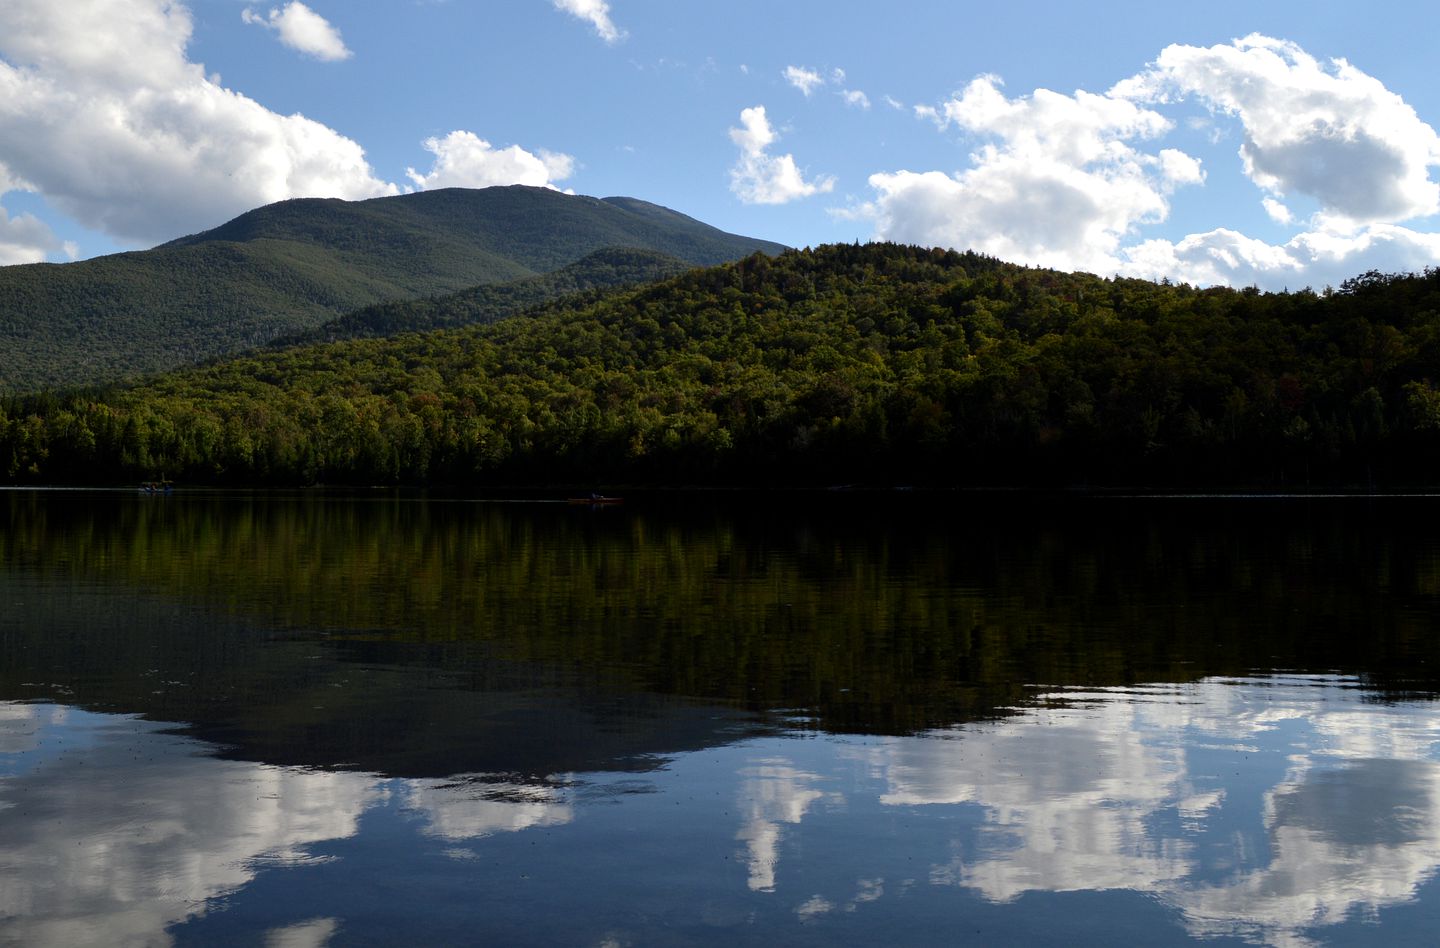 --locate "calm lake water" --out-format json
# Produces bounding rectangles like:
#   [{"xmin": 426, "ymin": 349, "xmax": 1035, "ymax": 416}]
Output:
[{"xmin": 4, "ymin": 490, "xmax": 1440, "ymax": 946}]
